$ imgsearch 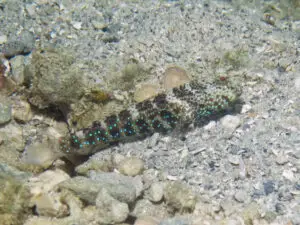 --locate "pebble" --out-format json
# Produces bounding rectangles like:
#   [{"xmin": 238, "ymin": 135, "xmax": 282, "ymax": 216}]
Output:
[
  {"xmin": 221, "ymin": 115, "xmax": 241, "ymax": 131},
  {"xmin": 204, "ymin": 120, "xmax": 216, "ymax": 130},
  {"xmin": 142, "ymin": 169, "xmax": 160, "ymax": 189},
  {"xmin": 241, "ymin": 104, "xmax": 252, "ymax": 114},
  {"xmin": 158, "ymin": 217, "xmax": 191, "ymax": 225},
  {"xmin": 25, "ymin": 3, "xmax": 36, "ymax": 17},
  {"xmin": 72, "ymin": 21, "xmax": 82, "ymax": 30},
  {"xmin": 291, "ymin": 150, "xmax": 300, "ymax": 159},
  {"xmin": 112, "ymin": 153, "xmax": 126, "ymax": 166},
  {"xmin": 1, "ymin": 30, "xmax": 35, "ymax": 58},
  {"xmin": 282, "ymin": 169, "xmax": 295, "ymax": 182},
  {"xmin": 117, "ymin": 157, "xmax": 145, "ymax": 176},
  {"xmin": 0, "ymin": 123, "xmax": 24, "ymax": 151},
  {"xmin": 0, "ymin": 163, "xmax": 32, "ymax": 181},
  {"xmin": 234, "ymin": 190, "xmax": 248, "ymax": 203},
  {"xmin": 0, "ymin": 35, "xmax": 7, "ymax": 44},
  {"xmin": 9, "ymin": 55, "xmax": 26, "ymax": 85},
  {"xmin": 148, "ymin": 132, "xmax": 160, "ymax": 148},
  {"xmin": 228, "ymin": 154, "xmax": 240, "ymax": 165},
  {"xmin": 27, "ymin": 169, "xmax": 70, "ymax": 217},
  {"xmin": 134, "ymin": 216, "xmax": 160, "ymax": 225},
  {"xmin": 34, "ymin": 191, "xmax": 69, "ymax": 217},
  {"xmin": 59, "ymin": 176, "xmax": 137, "ymax": 204},
  {"xmin": 164, "ymin": 181, "xmax": 197, "ymax": 212},
  {"xmin": 146, "ymin": 182, "xmax": 164, "ymax": 203},
  {"xmin": 75, "ymin": 157, "xmax": 114, "ymax": 175},
  {"xmin": 88, "ymin": 171, "xmax": 143, "ymax": 198},
  {"xmin": 0, "ymin": 101, "xmax": 11, "ymax": 124},
  {"xmin": 131, "ymin": 199, "xmax": 170, "ymax": 218},
  {"xmin": 275, "ymin": 154, "xmax": 289, "ymax": 165},
  {"xmin": 294, "ymin": 76, "xmax": 300, "ymax": 90},
  {"xmin": 21, "ymin": 137, "xmax": 60, "ymax": 167},
  {"xmin": 12, "ymin": 99, "xmax": 33, "ymax": 122},
  {"xmin": 275, "ymin": 202, "xmax": 286, "ymax": 215},
  {"xmin": 96, "ymin": 188, "xmax": 129, "ymax": 223},
  {"xmin": 27, "ymin": 169, "xmax": 70, "ymax": 194},
  {"xmin": 220, "ymin": 199, "xmax": 238, "ymax": 216},
  {"xmin": 242, "ymin": 202, "xmax": 260, "ymax": 225},
  {"xmin": 263, "ymin": 180, "xmax": 275, "ymax": 195}
]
